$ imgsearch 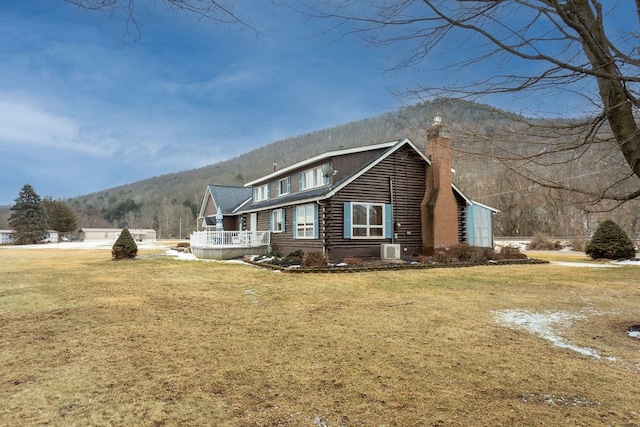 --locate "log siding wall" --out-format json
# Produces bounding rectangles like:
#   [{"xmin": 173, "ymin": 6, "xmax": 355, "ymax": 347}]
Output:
[
  {"xmin": 327, "ymin": 145, "xmax": 427, "ymax": 260},
  {"xmin": 246, "ymin": 144, "xmax": 467, "ymax": 262}
]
